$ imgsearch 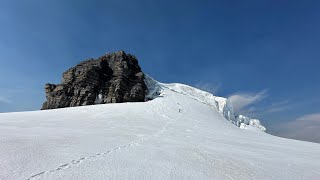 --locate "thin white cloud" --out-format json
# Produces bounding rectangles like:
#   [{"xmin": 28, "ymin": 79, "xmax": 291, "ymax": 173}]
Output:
[
  {"xmin": 296, "ymin": 113, "xmax": 320, "ymax": 121},
  {"xmin": 278, "ymin": 113, "xmax": 320, "ymax": 143},
  {"xmin": 0, "ymin": 96, "xmax": 11, "ymax": 104},
  {"xmin": 266, "ymin": 106, "xmax": 289, "ymax": 113},
  {"xmin": 194, "ymin": 82, "xmax": 221, "ymax": 95},
  {"xmin": 265, "ymin": 100, "xmax": 292, "ymax": 113},
  {"xmin": 228, "ymin": 90, "xmax": 267, "ymax": 113}
]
